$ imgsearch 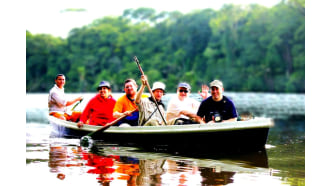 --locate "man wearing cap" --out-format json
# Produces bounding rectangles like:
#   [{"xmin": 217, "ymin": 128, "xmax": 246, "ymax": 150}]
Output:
[
  {"xmin": 197, "ymin": 80, "xmax": 238, "ymax": 123},
  {"xmin": 48, "ymin": 74, "xmax": 83, "ymax": 121},
  {"xmin": 77, "ymin": 81, "xmax": 116, "ymax": 128},
  {"xmin": 135, "ymin": 75, "xmax": 166, "ymax": 126},
  {"xmin": 166, "ymin": 82, "xmax": 205, "ymax": 125}
]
